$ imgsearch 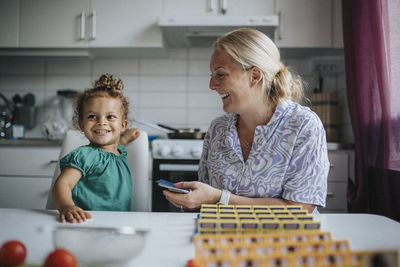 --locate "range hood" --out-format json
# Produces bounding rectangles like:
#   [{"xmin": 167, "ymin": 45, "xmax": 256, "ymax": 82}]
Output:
[{"xmin": 158, "ymin": 15, "xmax": 279, "ymax": 47}]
